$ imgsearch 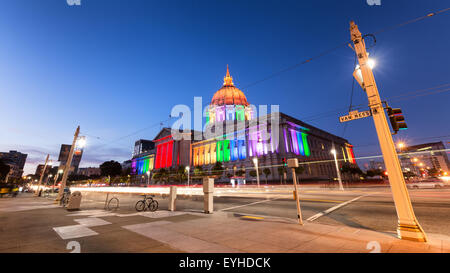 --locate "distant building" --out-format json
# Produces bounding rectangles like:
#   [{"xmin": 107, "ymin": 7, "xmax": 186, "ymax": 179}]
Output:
[
  {"xmin": 133, "ymin": 140, "xmax": 155, "ymax": 157},
  {"xmin": 34, "ymin": 165, "xmax": 57, "ymax": 179},
  {"xmin": 58, "ymin": 144, "xmax": 83, "ymax": 174},
  {"xmin": 35, "ymin": 164, "xmax": 50, "ymax": 177},
  {"xmin": 400, "ymin": 141, "xmax": 449, "ymax": 175},
  {"xmin": 0, "ymin": 150, "xmax": 28, "ymax": 179},
  {"xmin": 78, "ymin": 167, "xmax": 101, "ymax": 177},
  {"xmin": 367, "ymin": 160, "xmax": 385, "ymax": 171},
  {"xmin": 121, "ymin": 160, "xmax": 132, "ymax": 171}
]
